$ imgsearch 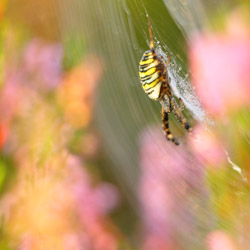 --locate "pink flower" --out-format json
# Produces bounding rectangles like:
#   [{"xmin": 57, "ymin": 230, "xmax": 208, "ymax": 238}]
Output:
[
  {"xmin": 190, "ymin": 15, "xmax": 250, "ymax": 116},
  {"xmin": 206, "ymin": 231, "xmax": 238, "ymax": 250},
  {"xmin": 0, "ymin": 155, "xmax": 120, "ymax": 250},
  {"xmin": 188, "ymin": 125, "xmax": 226, "ymax": 167},
  {"xmin": 23, "ymin": 39, "xmax": 63, "ymax": 89},
  {"xmin": 65, "ymin": 155, "xmax": 120, "ymax": 217},
  {"xmin": 0, "ymin": 38, "xmax": 63, "ymax": 126},
  {"xmin": 63, "ymin": 156, "xmax": 120, "ymax": 250},
  {"xmin": 139, "ymin": 127, "xmax": 205, "ymax": 249},
  {"xmin": 0, "ymin": 70, "xmax": 24, "ymax": 122}
]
